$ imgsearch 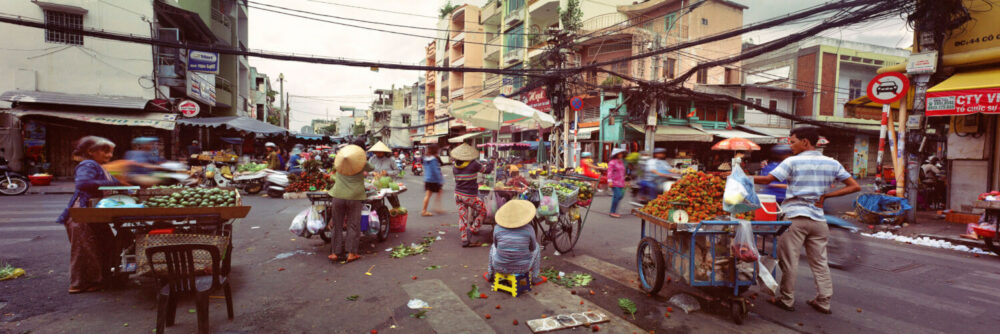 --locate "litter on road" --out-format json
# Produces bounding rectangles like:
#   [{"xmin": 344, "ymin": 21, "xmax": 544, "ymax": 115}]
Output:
[{"xmin": 862, "ymin": 232, "xmax": 993, "ymax": 255}]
